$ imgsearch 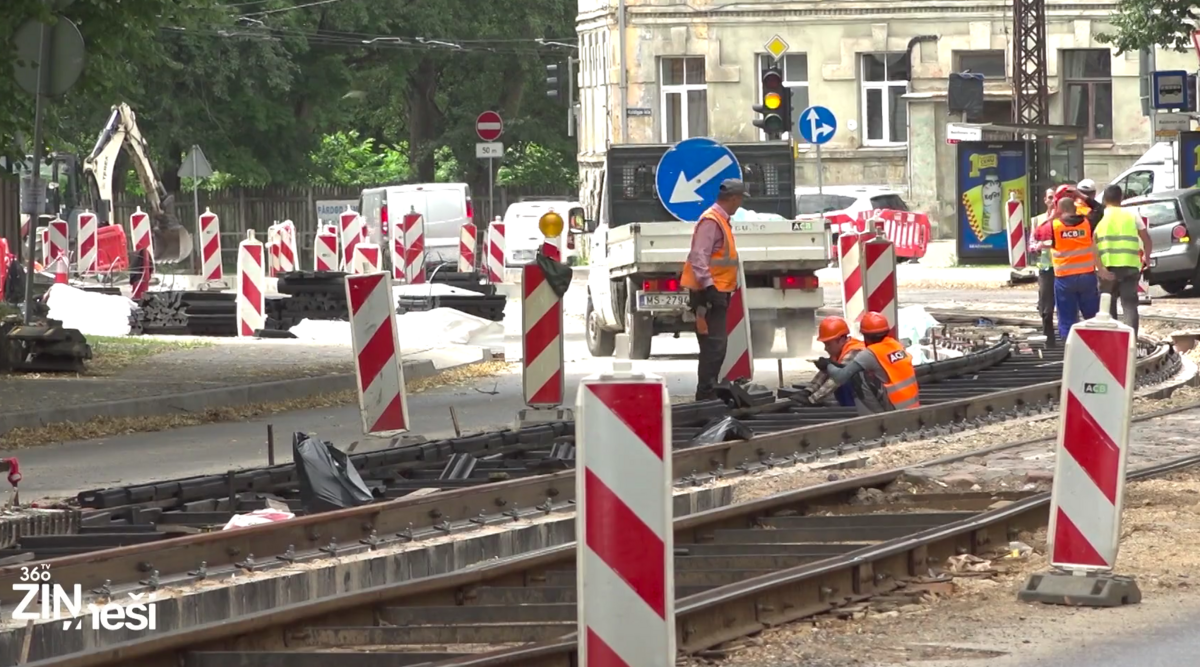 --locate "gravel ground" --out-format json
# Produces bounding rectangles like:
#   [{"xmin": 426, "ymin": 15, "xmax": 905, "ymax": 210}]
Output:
[{"xmin": 682, "ymin": 466, "xmax": 1200, "ymax": 667}]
